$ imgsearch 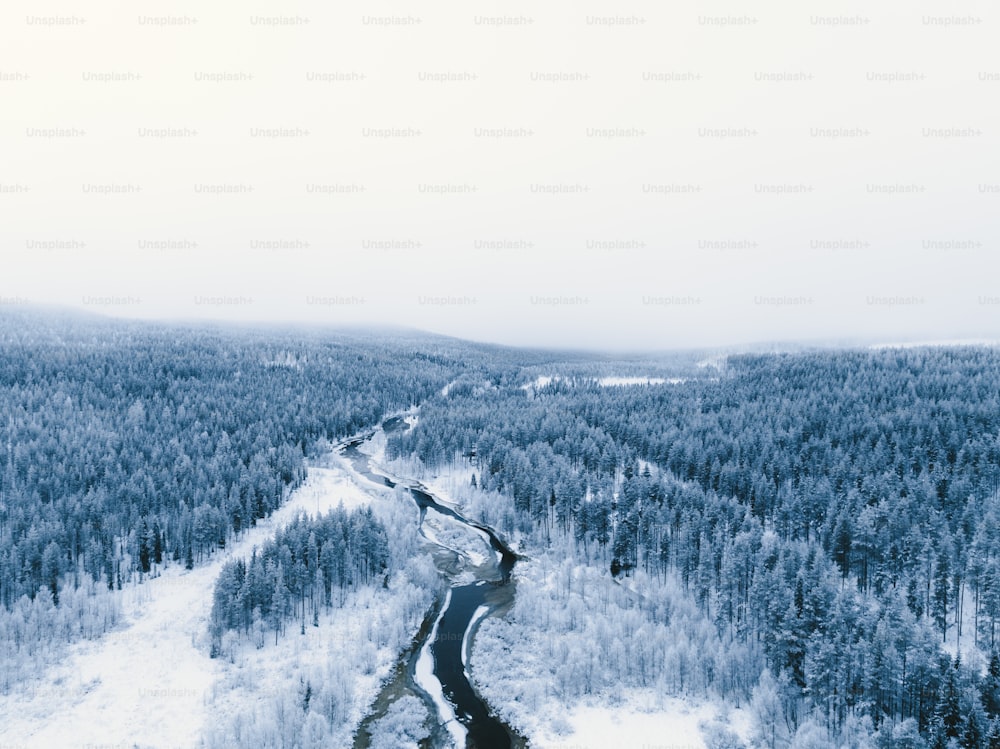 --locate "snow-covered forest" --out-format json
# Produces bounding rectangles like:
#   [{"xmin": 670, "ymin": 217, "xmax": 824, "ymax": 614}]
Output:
[
  {"xmin": 387, "ymin": 348, "xmax": 1000, "ymax": 747},
  {"xmin": 0, "ymin": 310, "xmax": 471, "ymax": 694},
  {"xmin": 209, "ymin": 506, "xmax": 391, "ymax": 650},
  {"xmin": 3, "ymin": 308, "xmax": 1000, "ymax": 748}
]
